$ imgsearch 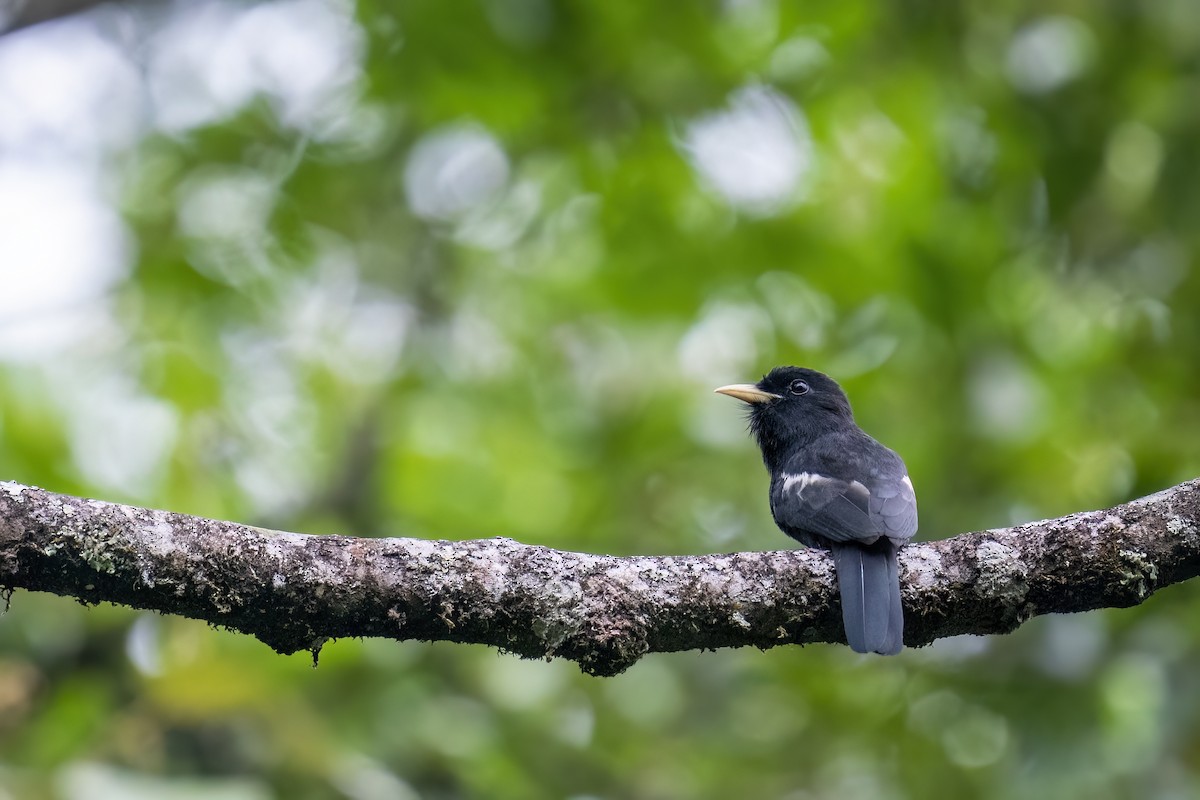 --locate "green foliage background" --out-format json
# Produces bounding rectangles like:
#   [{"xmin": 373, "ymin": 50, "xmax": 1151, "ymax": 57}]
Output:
[{"xmin": 3, "ymin": 1, "xmax": 1200, "ymax": 798}]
